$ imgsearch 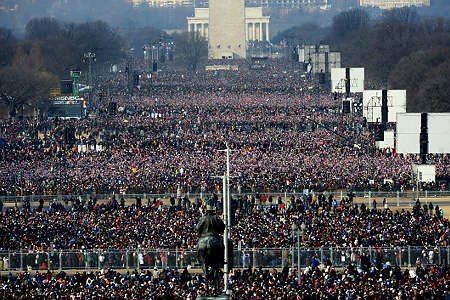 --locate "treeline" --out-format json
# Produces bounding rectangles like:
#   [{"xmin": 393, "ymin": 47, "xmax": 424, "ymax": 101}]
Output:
[
  {"xmin": 0, "ymin": 18, "xmax": 128, "ymax": 117},
  {"xmin": 389, "ymin": 48, "xmax": 450, "ymax": 112},
  {"xmin": 0, "ymin": 16, "xmax": 202, "ymax": 117},
  {"xmin": 0, "ymin": 0, "xmax": 193, "ymax": 33},
  {"xmin": 0, "ymin": 0, "xmax": 347, "ymax": 35},
  {"xmin": 1, "ymin": 18, "xmax": 126, "ymax": 76},
  {"xmin": 0, "ymin": 16, "xmax": 176, "ymax": 76},
  {"xmin": 24, "ymin": 18, "xmax": 125, "ymax": 77},
  {"xmin": 274, "ymin": 7, "xmax": 450, "ymax": 112}
]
